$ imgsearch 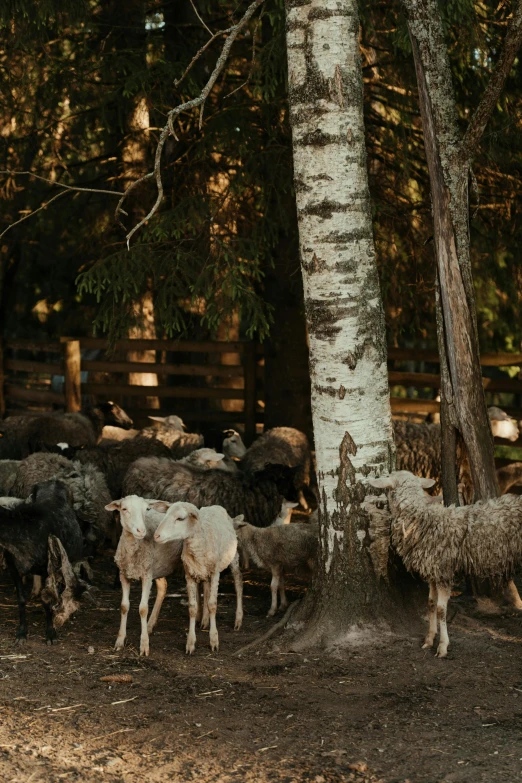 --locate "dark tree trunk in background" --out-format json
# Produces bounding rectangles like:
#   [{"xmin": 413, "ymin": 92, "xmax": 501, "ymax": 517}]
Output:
[
  {"xmin": 263, "ymin": 197, "xmax": 313, "ymax": 439},
  {"xmin": 403, "ymin": 0, "xmax": 522, "ymax": 605}
]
